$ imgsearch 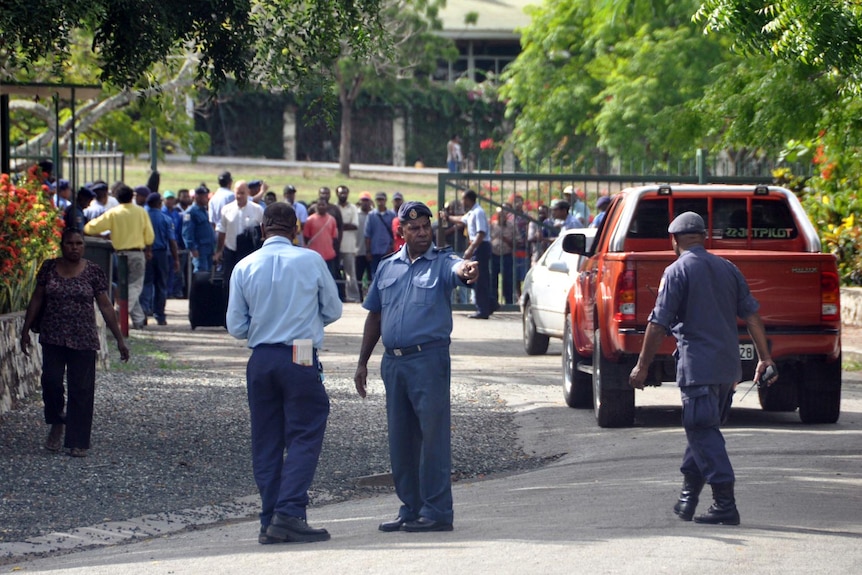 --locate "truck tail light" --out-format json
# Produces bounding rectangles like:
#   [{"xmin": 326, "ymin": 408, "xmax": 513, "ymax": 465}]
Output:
[
  {"xmin": 614, "ymin": 269, "xmax": 636, "ymax": 322},
  {"xmin": 821, "ymin": 270, "xmax": 840, "ymax": 321}
]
